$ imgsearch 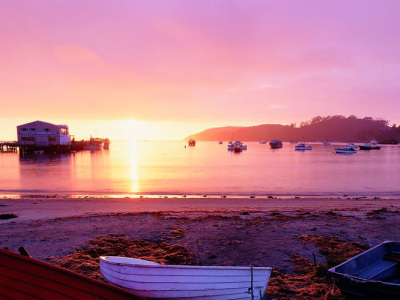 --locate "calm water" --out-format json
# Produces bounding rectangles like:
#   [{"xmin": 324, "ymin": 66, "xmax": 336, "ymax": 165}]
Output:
[{"xmin": 0, "ymin": 141, "xmax": 399, "ymax": 197}]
